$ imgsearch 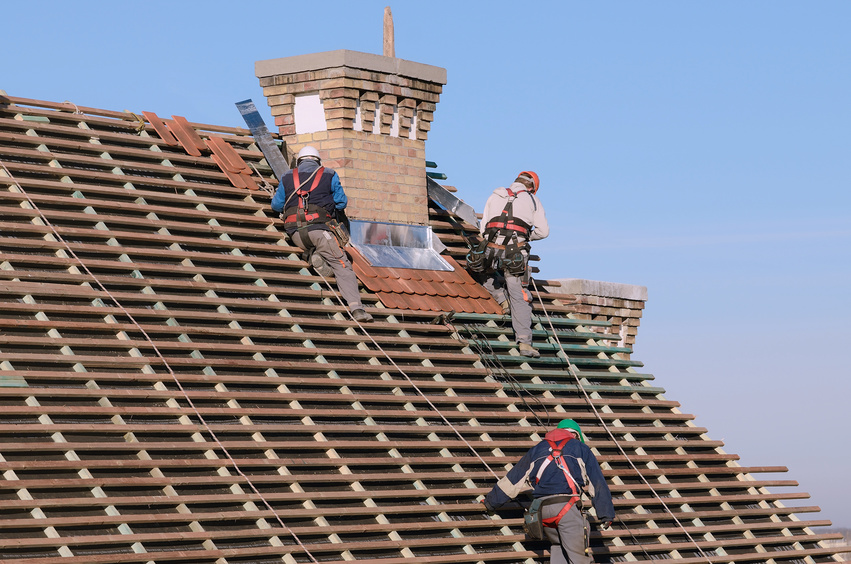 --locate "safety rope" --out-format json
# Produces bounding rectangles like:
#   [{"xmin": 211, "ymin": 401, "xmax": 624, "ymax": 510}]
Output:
[
  {"xmin": 63, "ymin": 100, "xmax": 84, "ymax": 115},
  {"xmin": 5, "ymin": 143, "xmax": 710, "ymax": 561},
  {"xmin": 457, "ymin": 322, "xmax": 551, "ymax": 429},
  {"xmin": 529, "ymin": 278, "xmax": 714, "ymax": 564},
  {"xmin": 257, "ymin": 183, "xmax": 503, "ymax": 509},
  {"xmin": 248, "ymin": 161, "xmax": 276, "ymax": 197},
  {"xmin": 311, "ymin": 265, "xmax": 500, "ymax": 481},
  {"xmin": 180, "ymin": 166, "xmax": 501, "ymax": 482},
  {"xmin": 456, "ymin": 299, "xmax": 656, "ymax": 561},
  {"xmin": 0, "ymin": 160, "xmax": 323, "ymax": 564}
]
